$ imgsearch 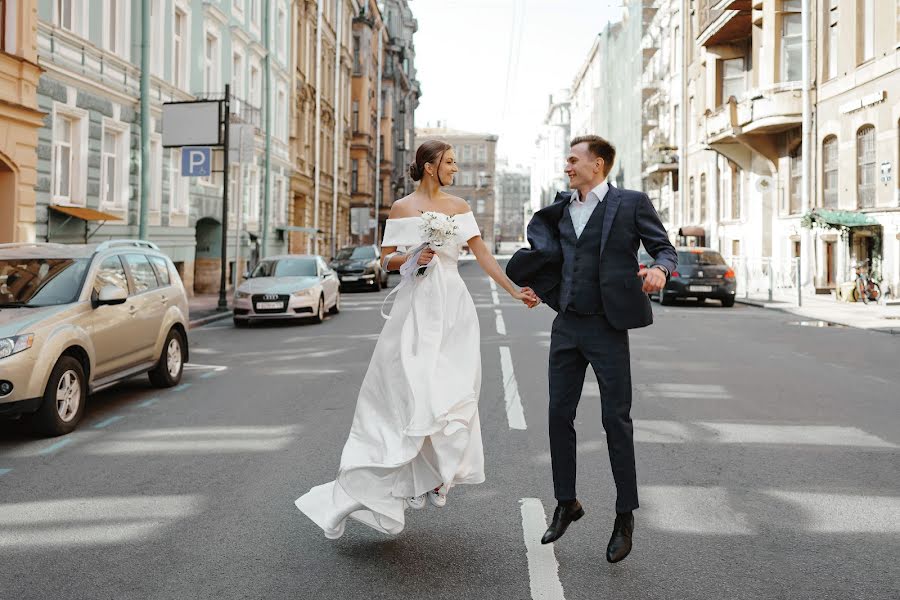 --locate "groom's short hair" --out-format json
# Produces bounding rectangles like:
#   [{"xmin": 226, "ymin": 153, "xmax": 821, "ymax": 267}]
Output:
[{"xmin": 571, "ymin": 135, "xmax": 616, "ymax": 175}]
